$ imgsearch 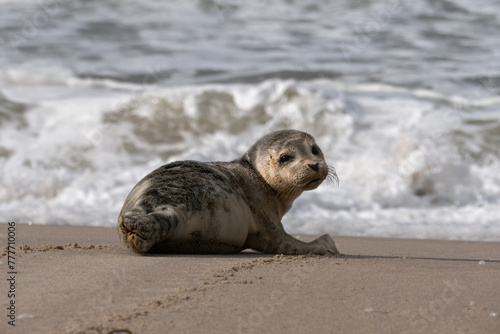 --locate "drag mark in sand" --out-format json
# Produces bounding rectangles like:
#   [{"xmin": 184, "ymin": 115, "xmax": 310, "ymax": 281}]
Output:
[
  {"xmin": 66, "ymin": 255, "xmax": 331, "ymax": 334},
  {"xmin": 6, "ymin": 222, "xmax": 17, "ymax": 327},
  {"xmin": 236, "ymin": 254, "xmax": 326, "ymax": 334}
]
